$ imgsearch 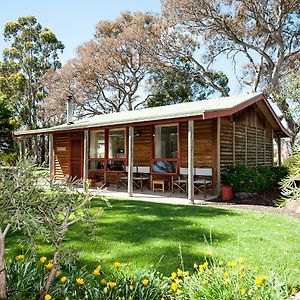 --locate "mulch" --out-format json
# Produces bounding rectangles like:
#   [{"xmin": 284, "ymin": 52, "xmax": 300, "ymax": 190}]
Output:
[{"xmin": 203, "ymin": 188, "xmax": 300, "ymax": 219}]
